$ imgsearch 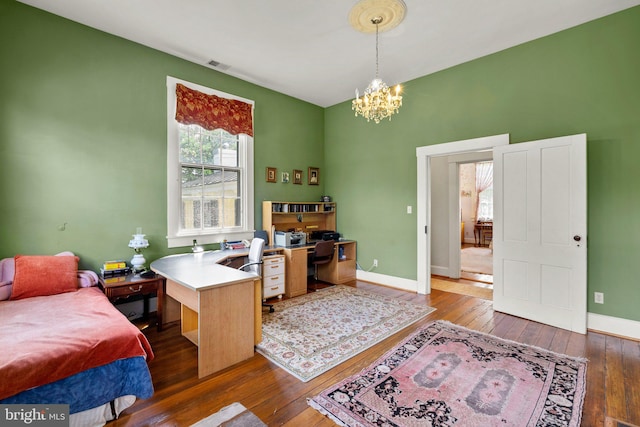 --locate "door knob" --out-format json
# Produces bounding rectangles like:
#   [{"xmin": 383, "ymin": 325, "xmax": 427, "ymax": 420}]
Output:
[{"xmin": 573, "ymin": 235, "xmax": 581, "ymax": 242}]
